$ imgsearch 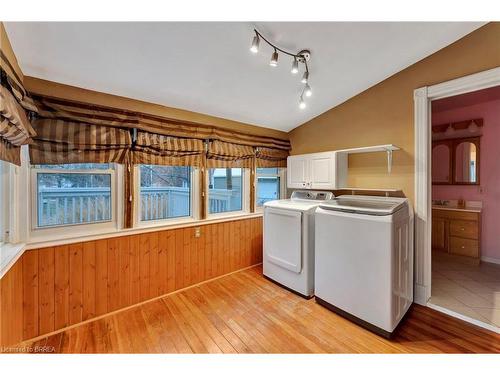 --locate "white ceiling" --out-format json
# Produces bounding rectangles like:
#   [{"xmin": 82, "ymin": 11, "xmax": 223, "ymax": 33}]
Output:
[{"xmin": 5, "ymin": 22, "xmax": 485, "ymax": 132}]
